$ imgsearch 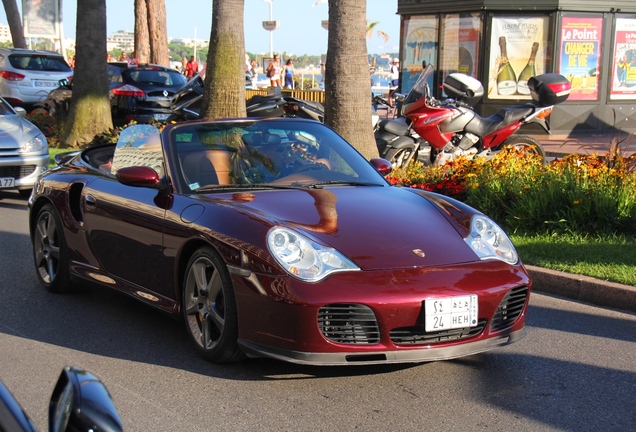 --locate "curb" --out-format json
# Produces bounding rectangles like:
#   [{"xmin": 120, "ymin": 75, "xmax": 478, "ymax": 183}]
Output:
[{"xmin": 526, "ymin": 265, "xmax": 636, "ymax": 313}]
